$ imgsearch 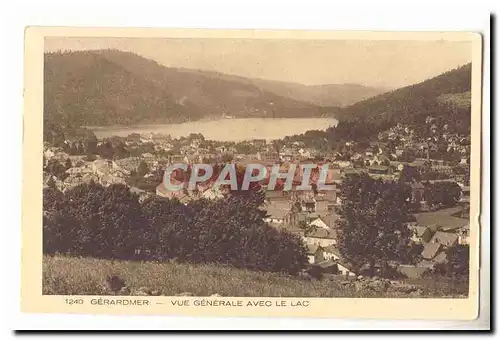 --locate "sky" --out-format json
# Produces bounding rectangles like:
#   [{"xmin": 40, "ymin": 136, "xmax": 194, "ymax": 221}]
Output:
[{"xmin": 45, "ymin": 37, "xmax": 472, "ymax": 89}]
